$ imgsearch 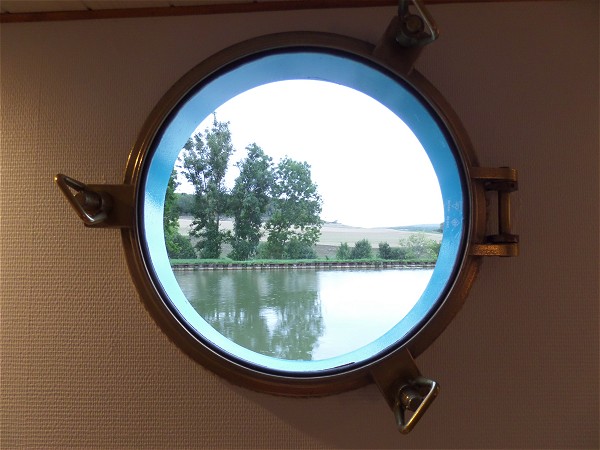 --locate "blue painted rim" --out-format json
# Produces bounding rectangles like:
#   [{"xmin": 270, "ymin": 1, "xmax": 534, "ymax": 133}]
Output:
[{"xmin": 139, "ymin": 49, "xmax": 467, "ymax": 374}]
